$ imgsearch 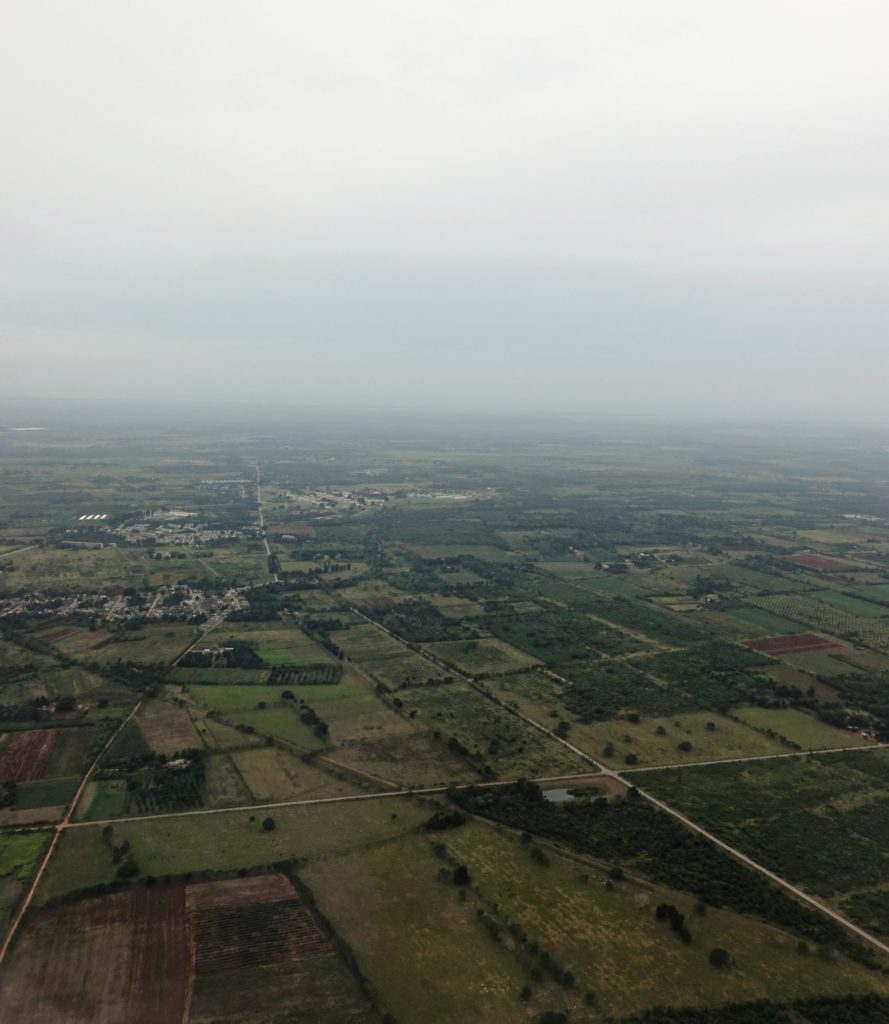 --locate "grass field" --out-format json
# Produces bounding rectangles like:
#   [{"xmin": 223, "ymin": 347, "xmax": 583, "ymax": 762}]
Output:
[
  {"xmin": 0, "ymin": 830, "xmax": 52, "ymax": 932},
  {"xmin": 332, "ymin": 623, "xmax": 441, "ymax": 687},
  {"xmin": 135, "ymin": 700, "xmax": 201, "ymax": 755},
  {"xmin": 573, "ymin": 712, "xmax": 791, "ymax": 768},
  {"xmin": 232, "ymin": 746, "xmax": 366, "ymax": 802},
  {"xmin": 724, "ymin": 606, "xmax": 806, "ymax": 634},
  {"xmin": 38, "ymin": 797, "xmax": 432, "ymax": 902},
  {"xmin": 731, "ymin": 706, "xmax": 870, "ymax": 749},
  {"xmin": 75, "ymin": 779, "xmax": 130, "ymax": 821},
  {"xmin": 79, "ymin": 624, "xmax": 197, "ymax": 666},
  {"xmin": 404, "ymin": 683, "xmax": 587, "ymax": 778},
  {"xmin": 303, "ymin": 816, "xmax": 889, "ymax": 1023},
  {"xmin": 810, "ymin": 589, "xmax": 889, "ymax": 619},
  {"xmin": 423, "ymin": 637, "xmax": 541, "ymax": 676}
]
